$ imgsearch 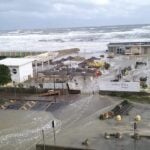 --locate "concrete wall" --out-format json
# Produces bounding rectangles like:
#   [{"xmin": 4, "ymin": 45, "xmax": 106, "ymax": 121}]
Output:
[
  {"xmin": 36, "ymin": 144, "xmax": 94, "ymax": 150},
  {"xmin": 99, "ymin": 81, "xmax": 140, "ymax": 92},
  {"xmin": 0, "ymin": 51, "xmax": 43, "ymax": 57},
  {"xmin": 24, "ymin": 82, "xmax": 67, "ymax": 89}
]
